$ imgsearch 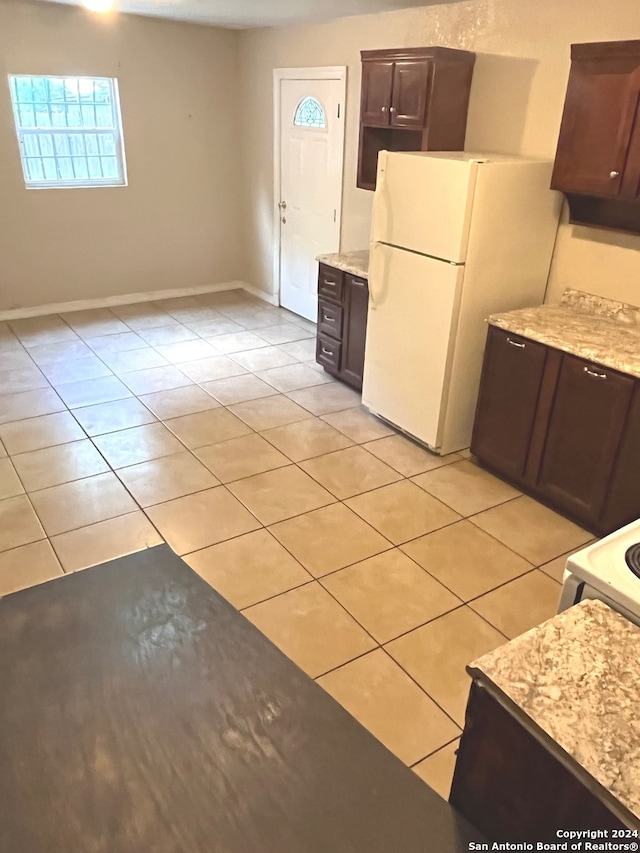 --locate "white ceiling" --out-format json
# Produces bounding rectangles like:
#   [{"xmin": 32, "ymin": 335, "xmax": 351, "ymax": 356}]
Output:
[{"xmin": 37, "ymin": 0, "xmax": 436, "ymax": 29}]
